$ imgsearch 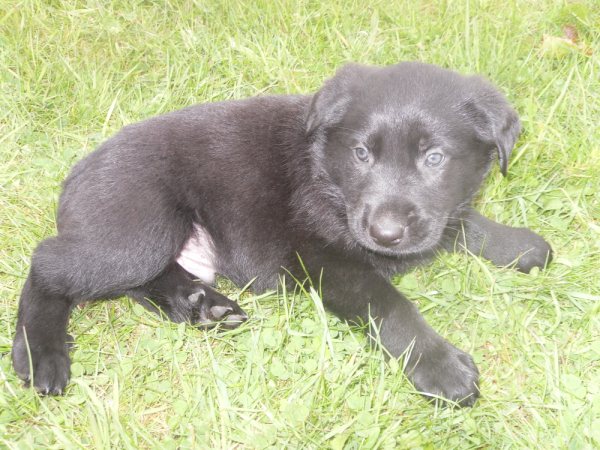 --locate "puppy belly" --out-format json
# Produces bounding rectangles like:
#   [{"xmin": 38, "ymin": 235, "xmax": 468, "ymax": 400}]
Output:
[{"xmin": 176, "ymin": 223, "xmax": 217, "ymax": 284}]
